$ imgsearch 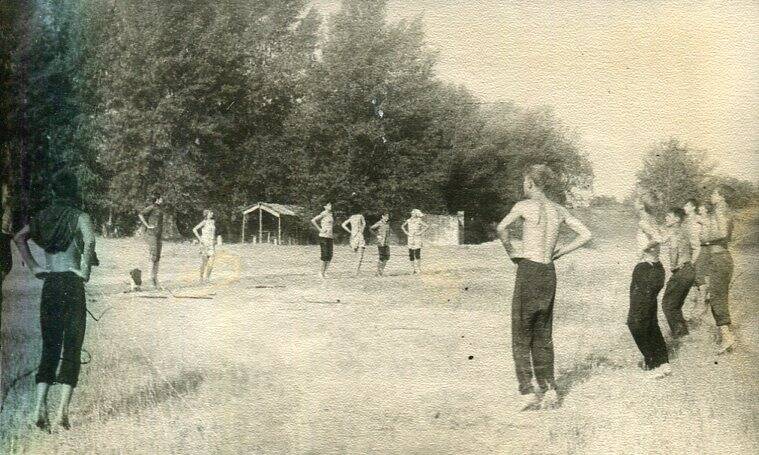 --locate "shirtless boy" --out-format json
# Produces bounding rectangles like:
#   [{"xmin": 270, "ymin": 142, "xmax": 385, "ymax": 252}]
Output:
[
  {"xmin": 703, "ymin": 185, "xmax": 737, "ymax": 353},
  {"xmin": 496, "ymin": 164, "xmax": 592, "ymax": 410},
  {"xmin": 341, "ymin": 209, "xmax": 367, "ymax": 277},
  {"xmin": 628, "ymin": 196, "xmax": 671, "ymax": 379},
  {"xmin": 370, "ymin": 212, "xmax": 391, "ymax": 276},
  {"xmin": 14, "ymin": 170, "xmax": 97, "ymax": 431}
]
